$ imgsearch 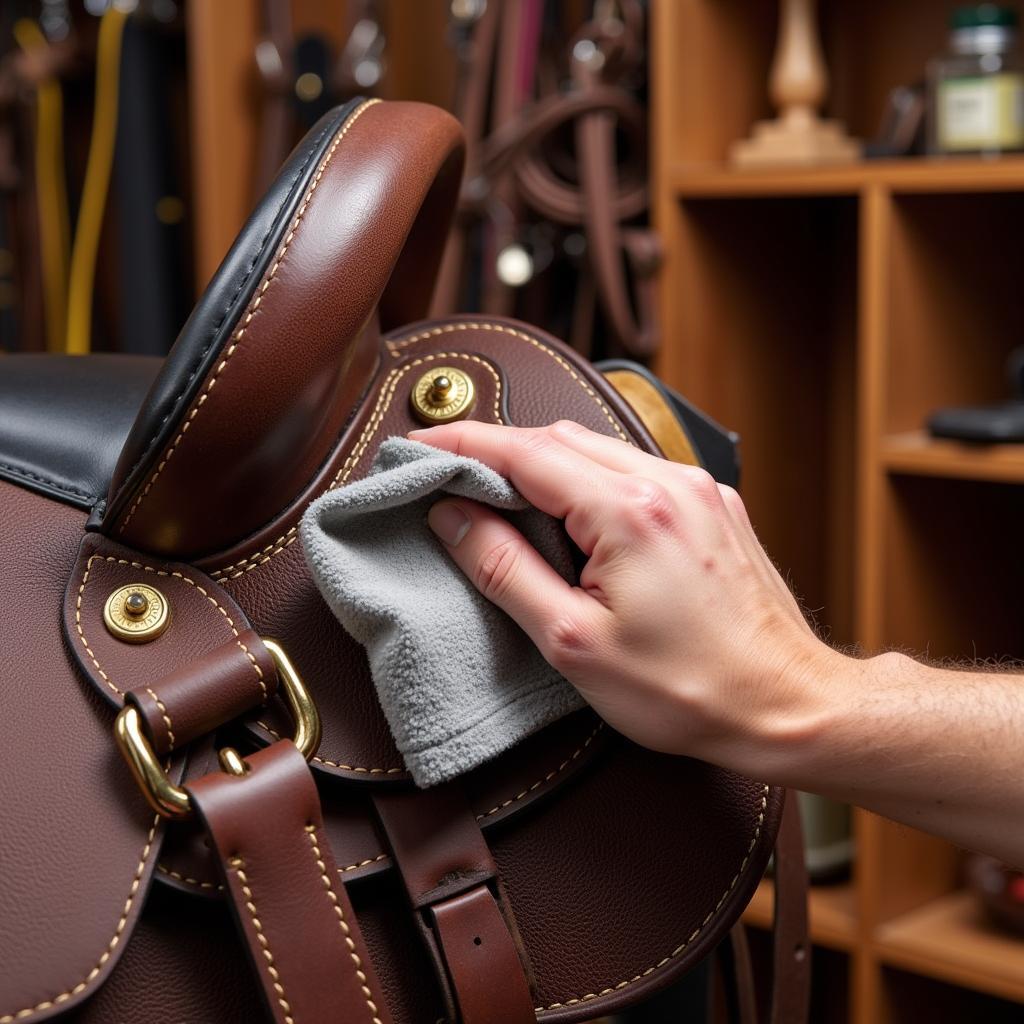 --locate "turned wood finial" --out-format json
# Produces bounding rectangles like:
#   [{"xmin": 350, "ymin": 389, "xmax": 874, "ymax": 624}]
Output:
[
  {"xmin": 770, "ymin": 0, "xmax": 828, "ymax": 127},
  {"xmin": 730, "ymin": 0, "xmax": 859, "ymax": 166}
]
